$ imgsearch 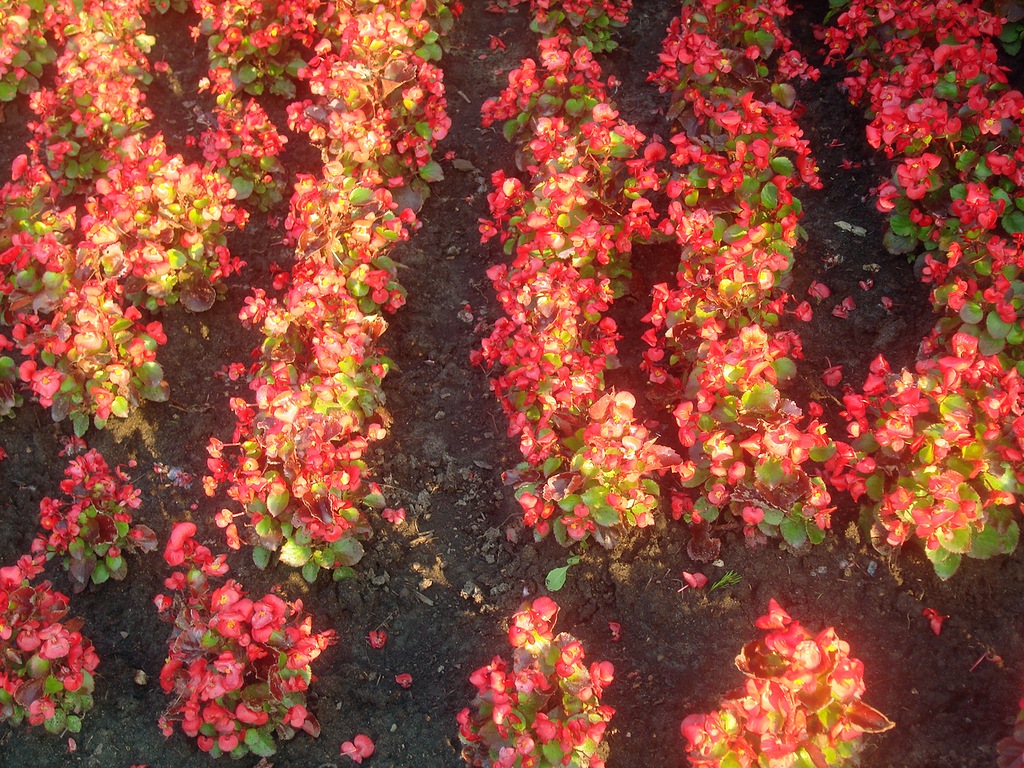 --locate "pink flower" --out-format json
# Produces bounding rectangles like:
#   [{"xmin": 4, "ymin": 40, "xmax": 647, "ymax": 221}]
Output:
[
  {"xmin": 395, "ymin": 673, "xmax": 413, "ymax": 689},
  {"xmin": 679, "ymin": 572, "xmax": 708, "ymax": 591},
  {"xmin": 341, "ymin": 734, "xmax": 375, "ymax": 763},
  {"xmin": 367, "ymin": 630, "xmax": 387, "ymax": 649},
  {"xmin": 382, "ymin": 507, "xmax": 406, "ymax": 525}
]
